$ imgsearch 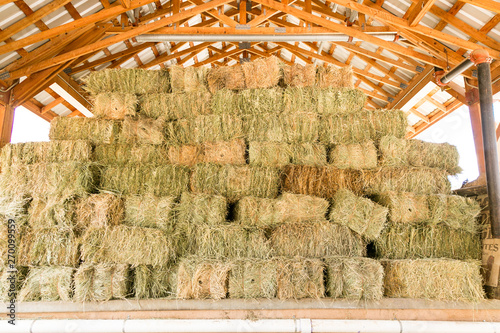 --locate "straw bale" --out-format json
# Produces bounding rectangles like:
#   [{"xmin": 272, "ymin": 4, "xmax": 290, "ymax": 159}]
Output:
[
  {"xmin": 372, "ymin": 191, "xmax": 430, "ymax": 224},
  {"xmin": 320, "ymin": 109, "xmax": 407, "ymax": 144},
  {"xmin": 271, "ymin": 221, "xmax": 366, "ymax": 258},
  {"xmin": 427, "ymin": 194, "xmax": 480, "ymax": 233},
  {"xmin": 283, "ymin": 63, "xmax": 316, "ymax": 87},
  {"xmin": 93, "ymin": 92, "xmax": 138, "ymax": 119},
  {"xmin": 176, "ymin": 258, "xmax": 231, "ymax": 299},
  {"xmin": 203, "ymin": 139, "xmax": 247, "ymax": 165},
  {"xmin": 0, "ymin": 267, "xmax": 28, "ymax": 301},
  {"xmin": 190, "ymin": 164, "xmax": 281, "ymax": 202},
  {"xmin": 19, "ymin": 266, "xmax": 74, "ymax": 302},
  {"xmin": 329, "ymin": 189, "xmax": 388, "ymax": 241},
  {"xmin": 101, "ymin": 164, "xmax": 190, "ymax": 197},
  {"xmin": 84, "ymin": 68, "xmax": 170, "ymax": 95},
  {"xmin": 0, "ymin": 164, "xmax": 29, "ymax": 197},
  {"xmin": 28, "ymin": 195, "xmax": 78, "ymax": 231},
  {"xmin": 124, "ymin": 194, "xmax": 176, "ymax": 231},
  {"xmin": 74, "ymin": 263, "xmax": 130, "ymax": 302},
  {"xmin": 324, "ymin": 257, "xmax": 384, "ymax": 300},
  {"xmin": 177, "ymin": 192, "xmax": 227, "ymax": 232},
  {"xmin": 76, "ymin": 193, "xmax": 124, "ymax": 229},
  {"xmin": 317, "ymin": 88, "xmax": 366, "ymax": 115},
  {"xmin": 171, "ymin": 65, "xmax": 208, "ymax": 93},
  {"xmin": 140, "ymin": 91, "xmax": 212, "ymax": 120},
  {"xmin": 134, "ymin": 264, "xmax": 174, "ymax": 299},
  {"xmin": 276, "ymin": 258, "xmax": 325, "ymax": 299},
  {"xmin": 317, "ymin": 65, "xmax": 354, "ymax": 88},
  {"xmin": 382, "ymin": 259, "xmax": 484, "ymax": 301},
  {"xmin": 207, "ymin": 66, "xmax": 246, "ymax": 93},
  {"xmin": 49, "ymin": 117, "xmax": 121, "ymax": 144},
  {"xmin": 329, "ymin": 141, "xmax": 378, "ymax": 170},
  {"xmin": 94, "ymin": 143, "xmax": 169, "ymax": 165},
  {"xmin": 168, "ymin": 145, "xmax": 203, "ymax": 166},
  {"xmin": 118, "ymin": 117, "xmax": 165, "ymax": 145},
  {"xmin": 242, "ymin": 56, "xmax": 281, "ymax": 89},
  {"xmin": 229, "ymin": 259, "xmax": 277, "ymax": 299},
  {"xmin": 375, "ymin": 223, "xmax": 481, "ymax": 260}
]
